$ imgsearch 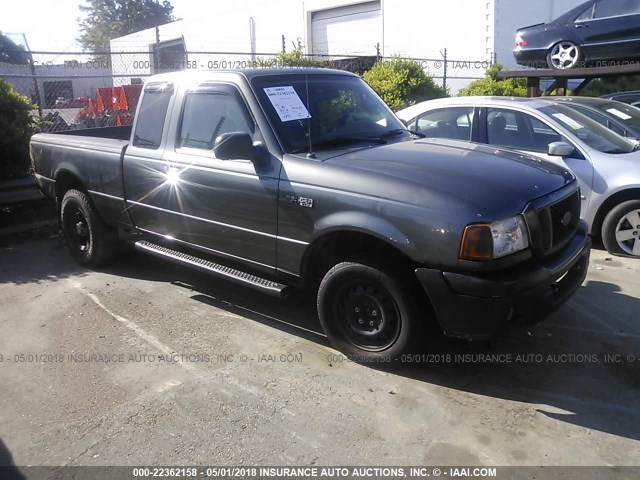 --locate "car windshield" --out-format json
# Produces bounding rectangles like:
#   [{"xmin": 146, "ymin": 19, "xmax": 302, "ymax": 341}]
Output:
[
  {"xmin": 539, "ymin": 104, "xmax": 638, "ymax": 154},
  {"xmin": 594, "ymin": 101, "xmax": 640, "ymax": 131},
  {"xmin": 251, "ymin": 73, "xmax": 408, "ymax": 153}
]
